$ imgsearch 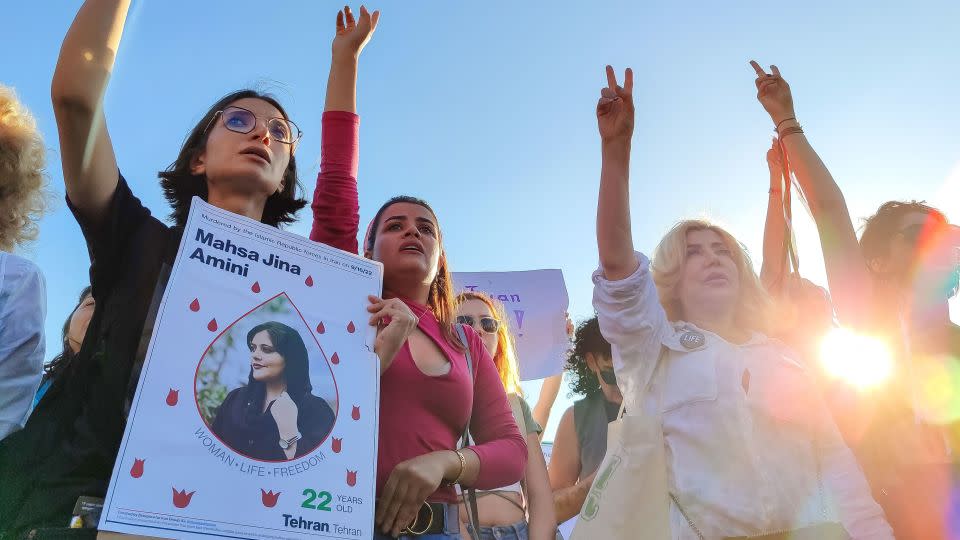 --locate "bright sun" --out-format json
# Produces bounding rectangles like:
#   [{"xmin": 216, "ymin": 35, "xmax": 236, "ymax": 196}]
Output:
[{"xmin": 819, "ymin": 327, "xmax": 894, "ymax": 390}]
